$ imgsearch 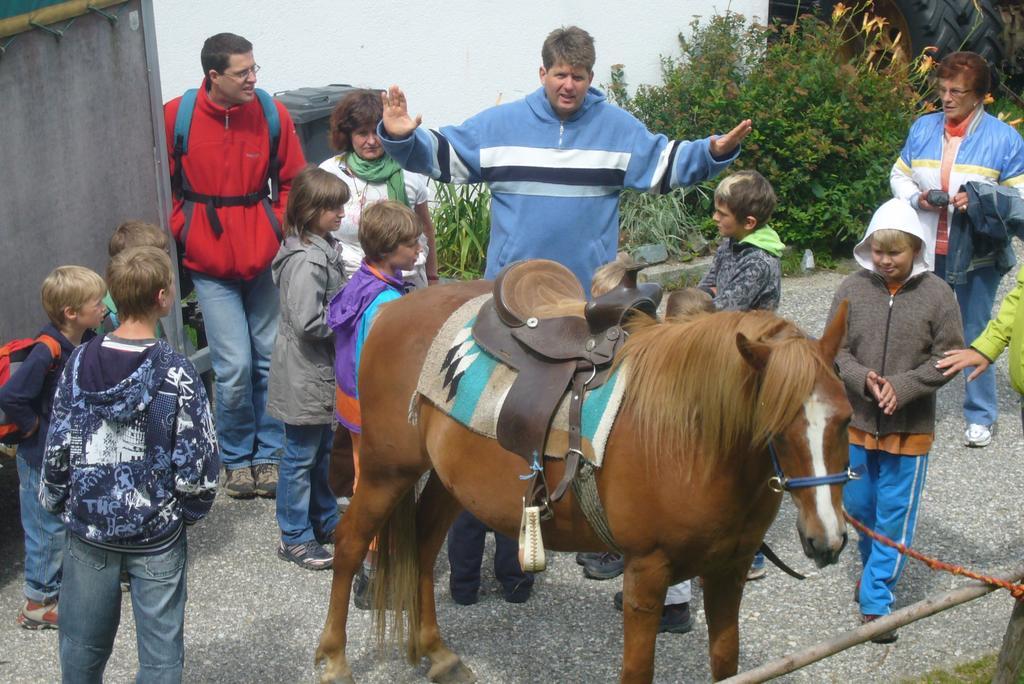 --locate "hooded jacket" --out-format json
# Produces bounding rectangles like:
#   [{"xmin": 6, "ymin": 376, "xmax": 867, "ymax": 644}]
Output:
[
  {"xmin": 829, "ymin": 199, "xmax": 963, "ymax": 439},
  {"xmin": 164, "ymin": 81, "xmax": 307, "ymax": 280},
  {"xmin": 40, "ymin": 337, "xmax": 219, "ymax": 553},
  {"xmin": 697, "ymin": 226, "xmax": 785, "ymax": 311},
  {"xmin": 380, "ymin": 86, "xmax": 737, "ymax": 291},
  {"xmin": 327, "ymin": 262, "xmax": 406, "ymax": 432},
  {"xmin": 267, "ymin": 234, "xmax": 346, "ymax": 425}
]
